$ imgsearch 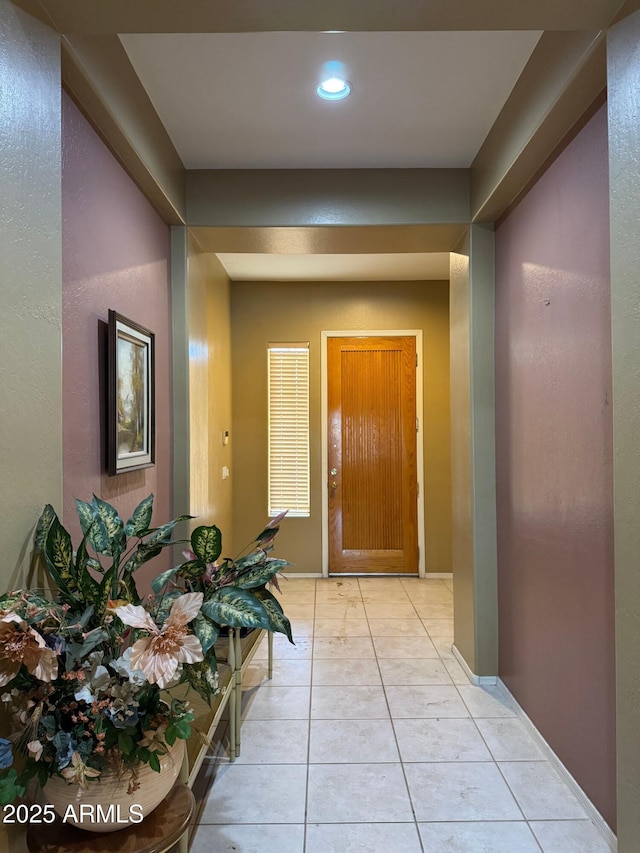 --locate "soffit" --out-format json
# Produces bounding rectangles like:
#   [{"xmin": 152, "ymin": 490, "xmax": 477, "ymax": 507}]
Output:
[
  {"xmin": 12, "ymin": 0, "xmax": 629, "ymax": 33},
  {"xmin": 190, "ymin": 225, "xmax": 466, "ymax": 254},
  {"xmin": 26, "ymin": 0, "xmax": 623, "ymax": 248},
  {"xmin": 216, "ymin": 252, "xmax": 450, "ymax": 282}
]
